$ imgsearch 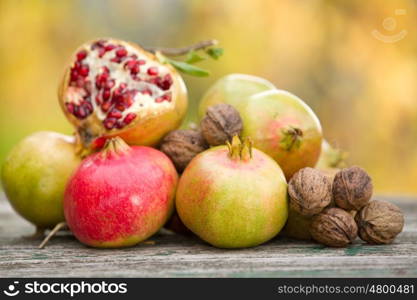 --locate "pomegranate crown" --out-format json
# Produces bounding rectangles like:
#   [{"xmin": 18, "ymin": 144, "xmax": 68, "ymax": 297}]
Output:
[
  {"xmin": 226, "ymin": 135, "xmax": 252, "ymax": 161},
  {"xmin": 101, "ymin": 137, "xmax": 131, "ymax": 158}
]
